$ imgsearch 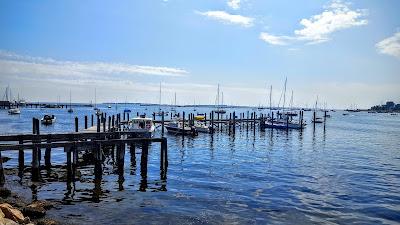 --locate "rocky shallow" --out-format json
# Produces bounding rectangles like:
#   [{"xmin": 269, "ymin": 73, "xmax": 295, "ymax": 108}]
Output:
[{"xmin": 0, "ymin": 187, "xmax": 65, "ymax": 225}]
